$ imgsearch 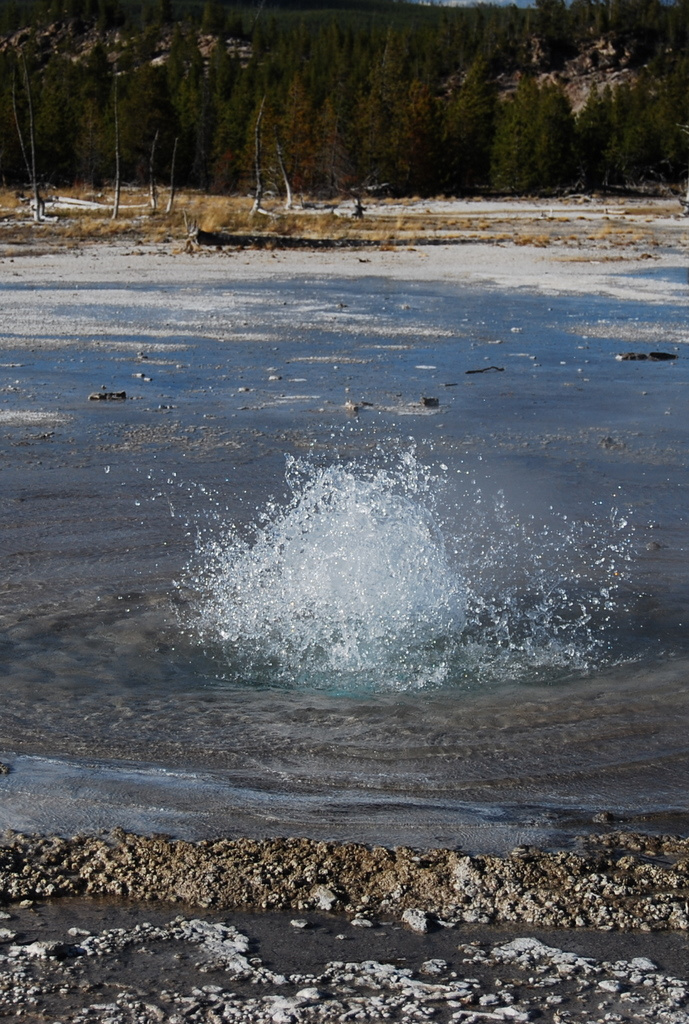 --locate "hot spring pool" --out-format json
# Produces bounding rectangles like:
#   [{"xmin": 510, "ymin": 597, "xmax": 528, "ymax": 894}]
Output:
[{"xmin": 1, "ymin": 265, "xmax": 688, "ymax": 851}]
